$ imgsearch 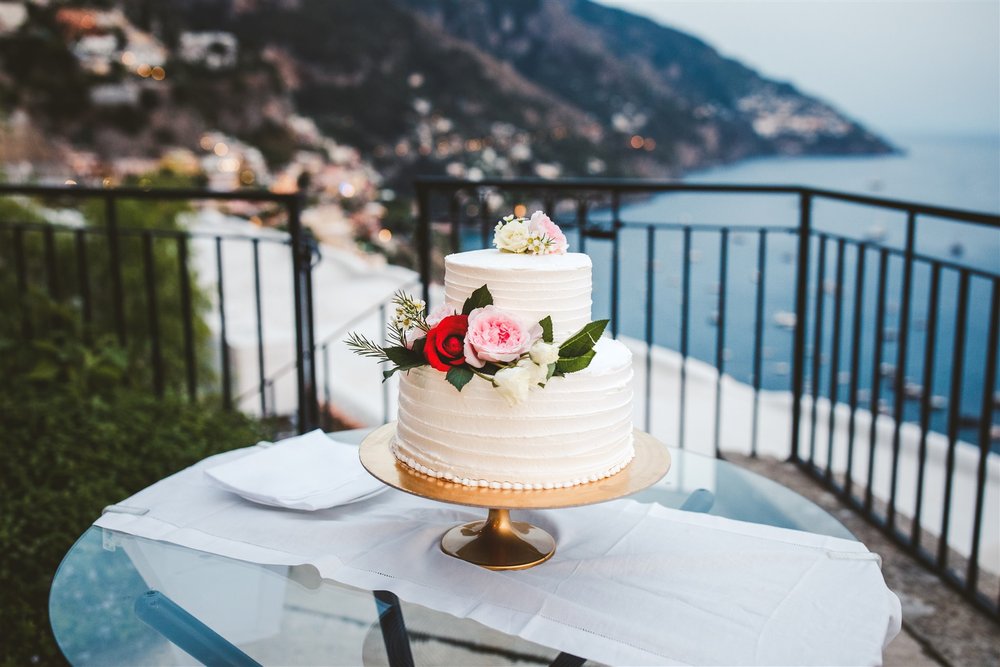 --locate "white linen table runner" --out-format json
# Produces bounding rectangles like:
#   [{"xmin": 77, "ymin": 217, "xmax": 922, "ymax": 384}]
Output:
[{"xmin": 96, "ymin": 441, "xmax": 901, "ymax": 666}]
